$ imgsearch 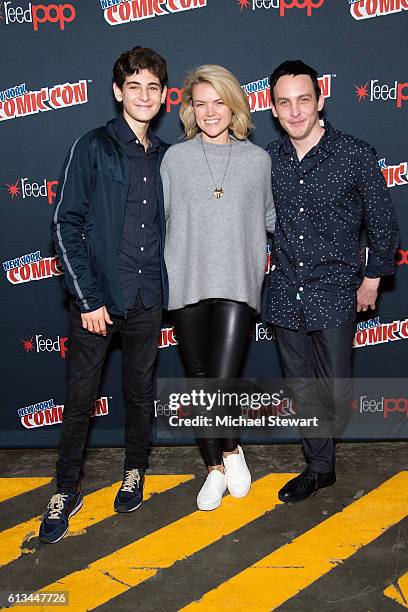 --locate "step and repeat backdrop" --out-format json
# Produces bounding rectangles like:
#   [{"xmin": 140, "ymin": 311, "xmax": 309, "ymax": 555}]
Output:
[{"xmin": 1, "ymin": 0, "xmax": 407, "ymax": 448}]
